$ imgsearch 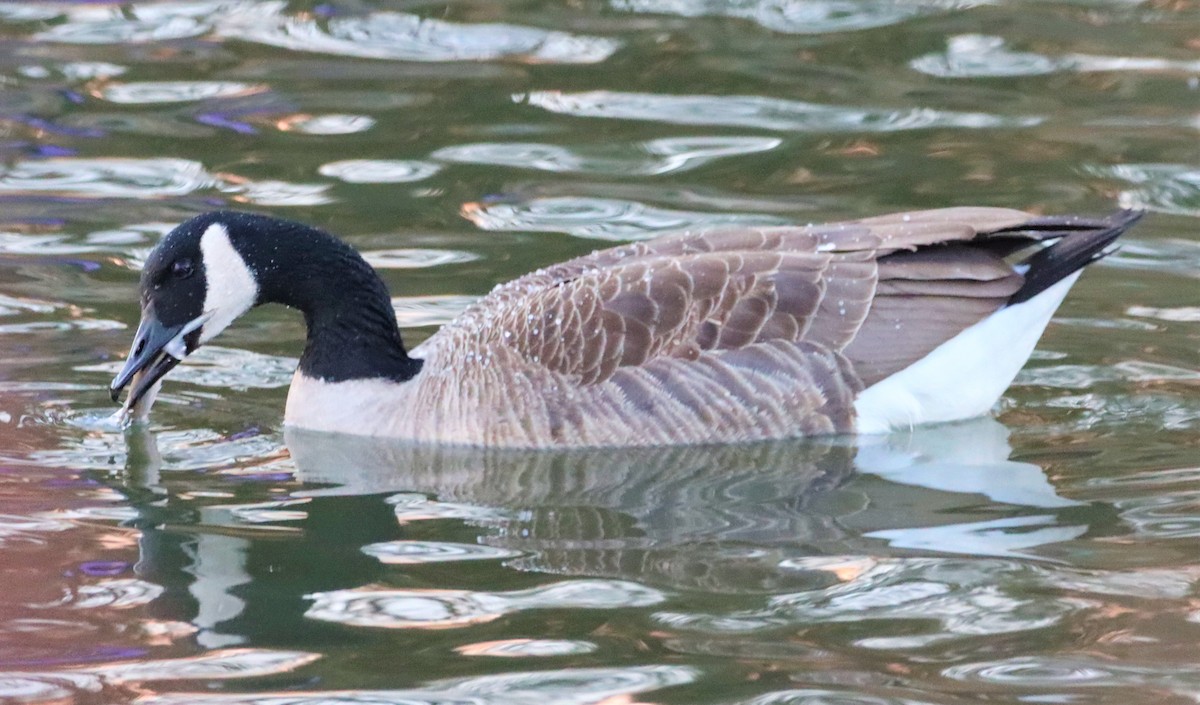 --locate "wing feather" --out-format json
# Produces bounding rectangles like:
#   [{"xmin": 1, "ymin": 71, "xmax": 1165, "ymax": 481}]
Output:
[{"xmin": 431, "ymin": 209, "xmax": 1040, "ymax": 391}]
